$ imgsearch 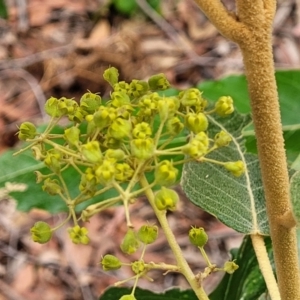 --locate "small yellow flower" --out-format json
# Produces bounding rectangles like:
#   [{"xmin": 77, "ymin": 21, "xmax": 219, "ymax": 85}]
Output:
[{"xmin": 68, "ymin": 226, "xmax": 90, "ymax": 245}]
